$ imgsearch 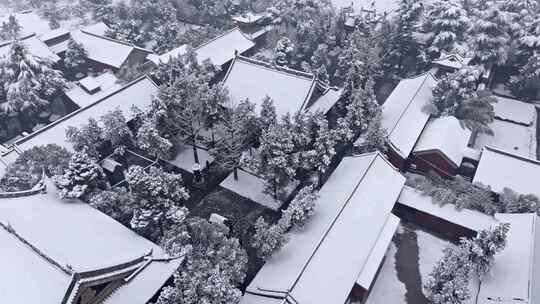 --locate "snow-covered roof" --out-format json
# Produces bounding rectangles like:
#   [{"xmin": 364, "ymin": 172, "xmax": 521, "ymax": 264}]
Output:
[
  {"xmin": 149, "ymin": 28, "xmax": 255, "ymax": 67},
  {"xmin": 478, "ymin": 213, "xmax": 540, "ymax": 304},
  {"xmin": 308, "ymin": 87, "xmax": 343, "ymax": 114},
  {"xmin": 14, "ymin": 76, "xmax": 158, "ymax": 152},
  {"xmin": 195, "ymin": 28, "xmax": 254, "ymax": 66},
  {"xmin": 242, "ymin": 152, "xmax": 405, "ymax": 304},
  {"xmin": 65, "ymin": 72, "xmax": 122, "ymax": 108},
  {"xmin": 473, "ymin": 146, "xmax": 540, "ymax": 198},
  {"xmin": 0, "ymin": 34, "xmax": 60, "ymax": 62},
  {"xmin": 472, "ymin": 119, "xmax": 536, "ymax": 158},
  {"xmin": 492, "ymin": 95, "xmax": 536, "ymax": 126},
  {"xmin": 71, "ymin": 29, "xmax": 150, "ymax": 69},
  {"xmin": 103, "ymin": 258, "xmax": 182, "ymax": 304},
  {"xmin": 378, "ymin": 73, "xmax": 437, "ymax": 158},
  {"xmin": 147, "ymin": 44, "xmax": 188, "ymax": 65},
  {"xmin": 432, "ymin": 52, "xmax": 472, "ymax": 70},
  {"xmin": 223, "ymin": 56, "xmax": 316, "ymax": 118},
  {"xmin": 413, "ymin": 116, "xmax": 472, "ymax": 167},
  {"xmin": 0, "ymin": 11, "xmax": 51, "ymax": 37},
  {"xmin": 82, "ymin": 22, "xmax": 110, "ymax": 36},
  {"xmin": 398, "ymin": 186, "xmax": 497, "ymax": 232},
  {"xmin": 0, "ymin": 178, "xmax": 179, "ymax": 304},
  {"xmin": 40, "ymin": 28, "xmax": 70, "ymax": 43},
  {"xmin": 232, "ymin": 12, "xmax": 265, "ymax": 24}
]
